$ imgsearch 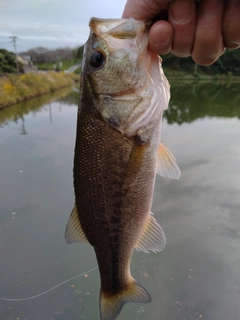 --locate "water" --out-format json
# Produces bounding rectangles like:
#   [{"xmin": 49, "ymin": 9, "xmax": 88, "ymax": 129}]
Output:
[{"xmin": 0, "ymin": 81, "xmax": 240, "ymax": 320}]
